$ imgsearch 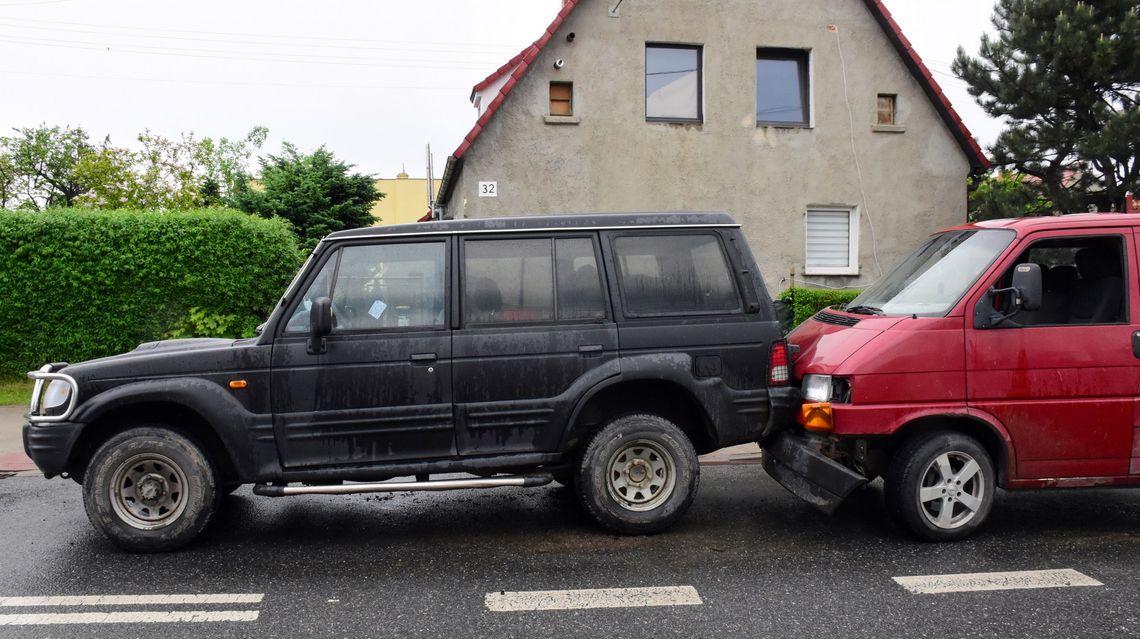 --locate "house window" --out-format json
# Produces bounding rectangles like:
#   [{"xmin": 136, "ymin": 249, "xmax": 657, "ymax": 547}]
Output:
[
  {"xmin": 756, "ymin": 48, "xmax": 810, "ymax": 127},
  {"xmin": 805, "ymin": 208, "xmax": 859, "ymax": 275},
  {"xmin": 550, "ymin": 82, "xmax": 573, "ymax": 116},
  {"xmin": 645, "ymin": 44, "xmax": 702, "ymax": 122},
  {"xmin": 877, "ymin": 94, "xmax": 897, "ymax": 125}
]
